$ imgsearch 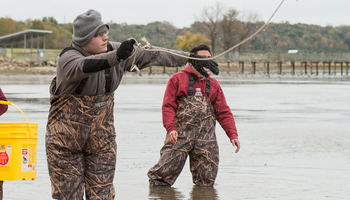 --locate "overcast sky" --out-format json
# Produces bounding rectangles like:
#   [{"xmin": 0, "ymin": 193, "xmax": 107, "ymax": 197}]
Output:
[{"xmin": 1, "ymin": 0, "xmax": 349, "ymax": 28}]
